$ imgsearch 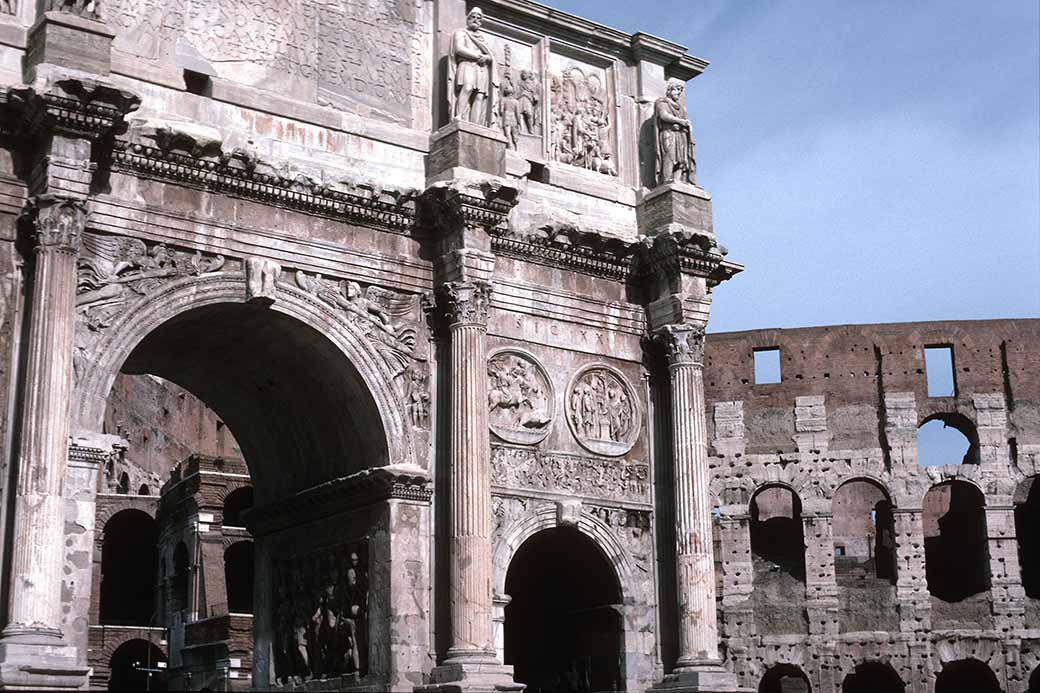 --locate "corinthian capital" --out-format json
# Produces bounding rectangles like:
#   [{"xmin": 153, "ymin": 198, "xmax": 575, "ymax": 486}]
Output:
[
  {"xmin": 34, "ymin": 196, "xmax": 87, "ymax": 254},
  {"xmin": 439, "ymin": 280, "xmax": 492, "ymax": 326},
  {"xmin": 655, "ymin": 323, "xmax": 706, "ymax": 367}
]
